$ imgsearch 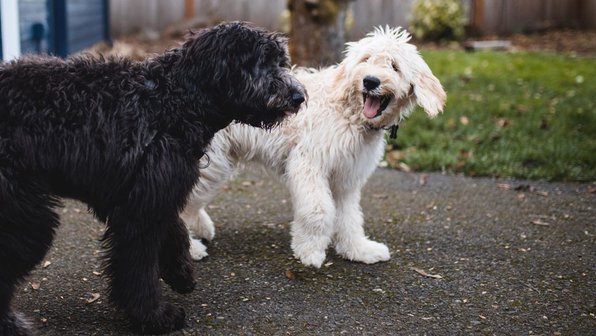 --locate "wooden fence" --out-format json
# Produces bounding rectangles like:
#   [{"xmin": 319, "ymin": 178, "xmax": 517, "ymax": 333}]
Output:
[
  {"xmin": 109, "ymin": 0, "xmax": 596, "ymax": 37},
  {"xmin": 472, "ymin": 0, "xmax": 594, "ymax": 34}
]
